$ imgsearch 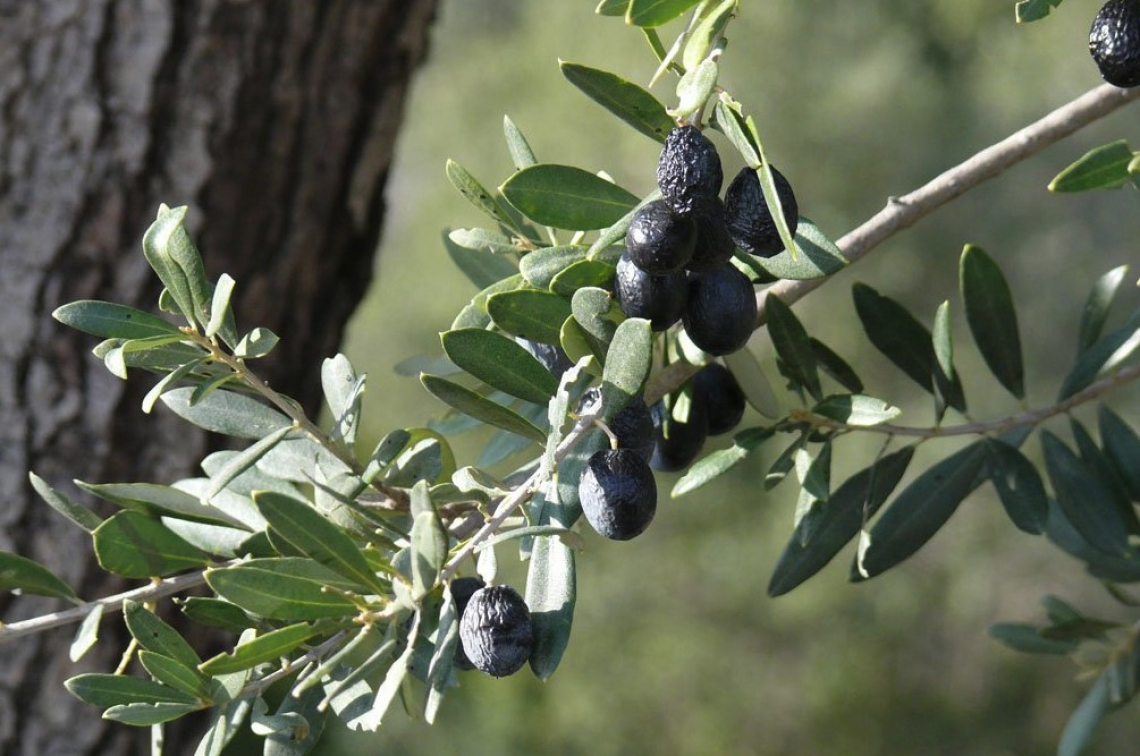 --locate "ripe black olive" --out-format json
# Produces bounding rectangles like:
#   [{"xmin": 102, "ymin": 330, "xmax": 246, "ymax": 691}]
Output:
[
  {"xmin": 614, "ymin": 253, "xmax": 689, "ymax": 331},
  {"xmin": 724, "ymin": 166, "xmax": 799, "ymax": 258},
  {"xmin": 1090, "ymin": 0, "xmax": 1140, "ymax": 87},
  {"xmin": 649, "ymin": 395, "xmax": 709, "ymax": 473},
  {"xmin": 579, "ymin": 448, "xmax": 658, "ymax": 540},
  {"xmin": 458, "ymin": 584, "xmax": 534, "ymax": 678},
  {"xmin": 626, "ymin": 199, "xmax": 697, "ymax": 273},
  {"xmin": 693, "ymin": 363, "xmax": 746, "ymax": 436},
  {"xmin": 657, "ymin": 125, "xmax": 724, "ymax": 216},
  {"xmin": 682, "ymin": 264, "xmax": 757, "ymax": 356}
]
